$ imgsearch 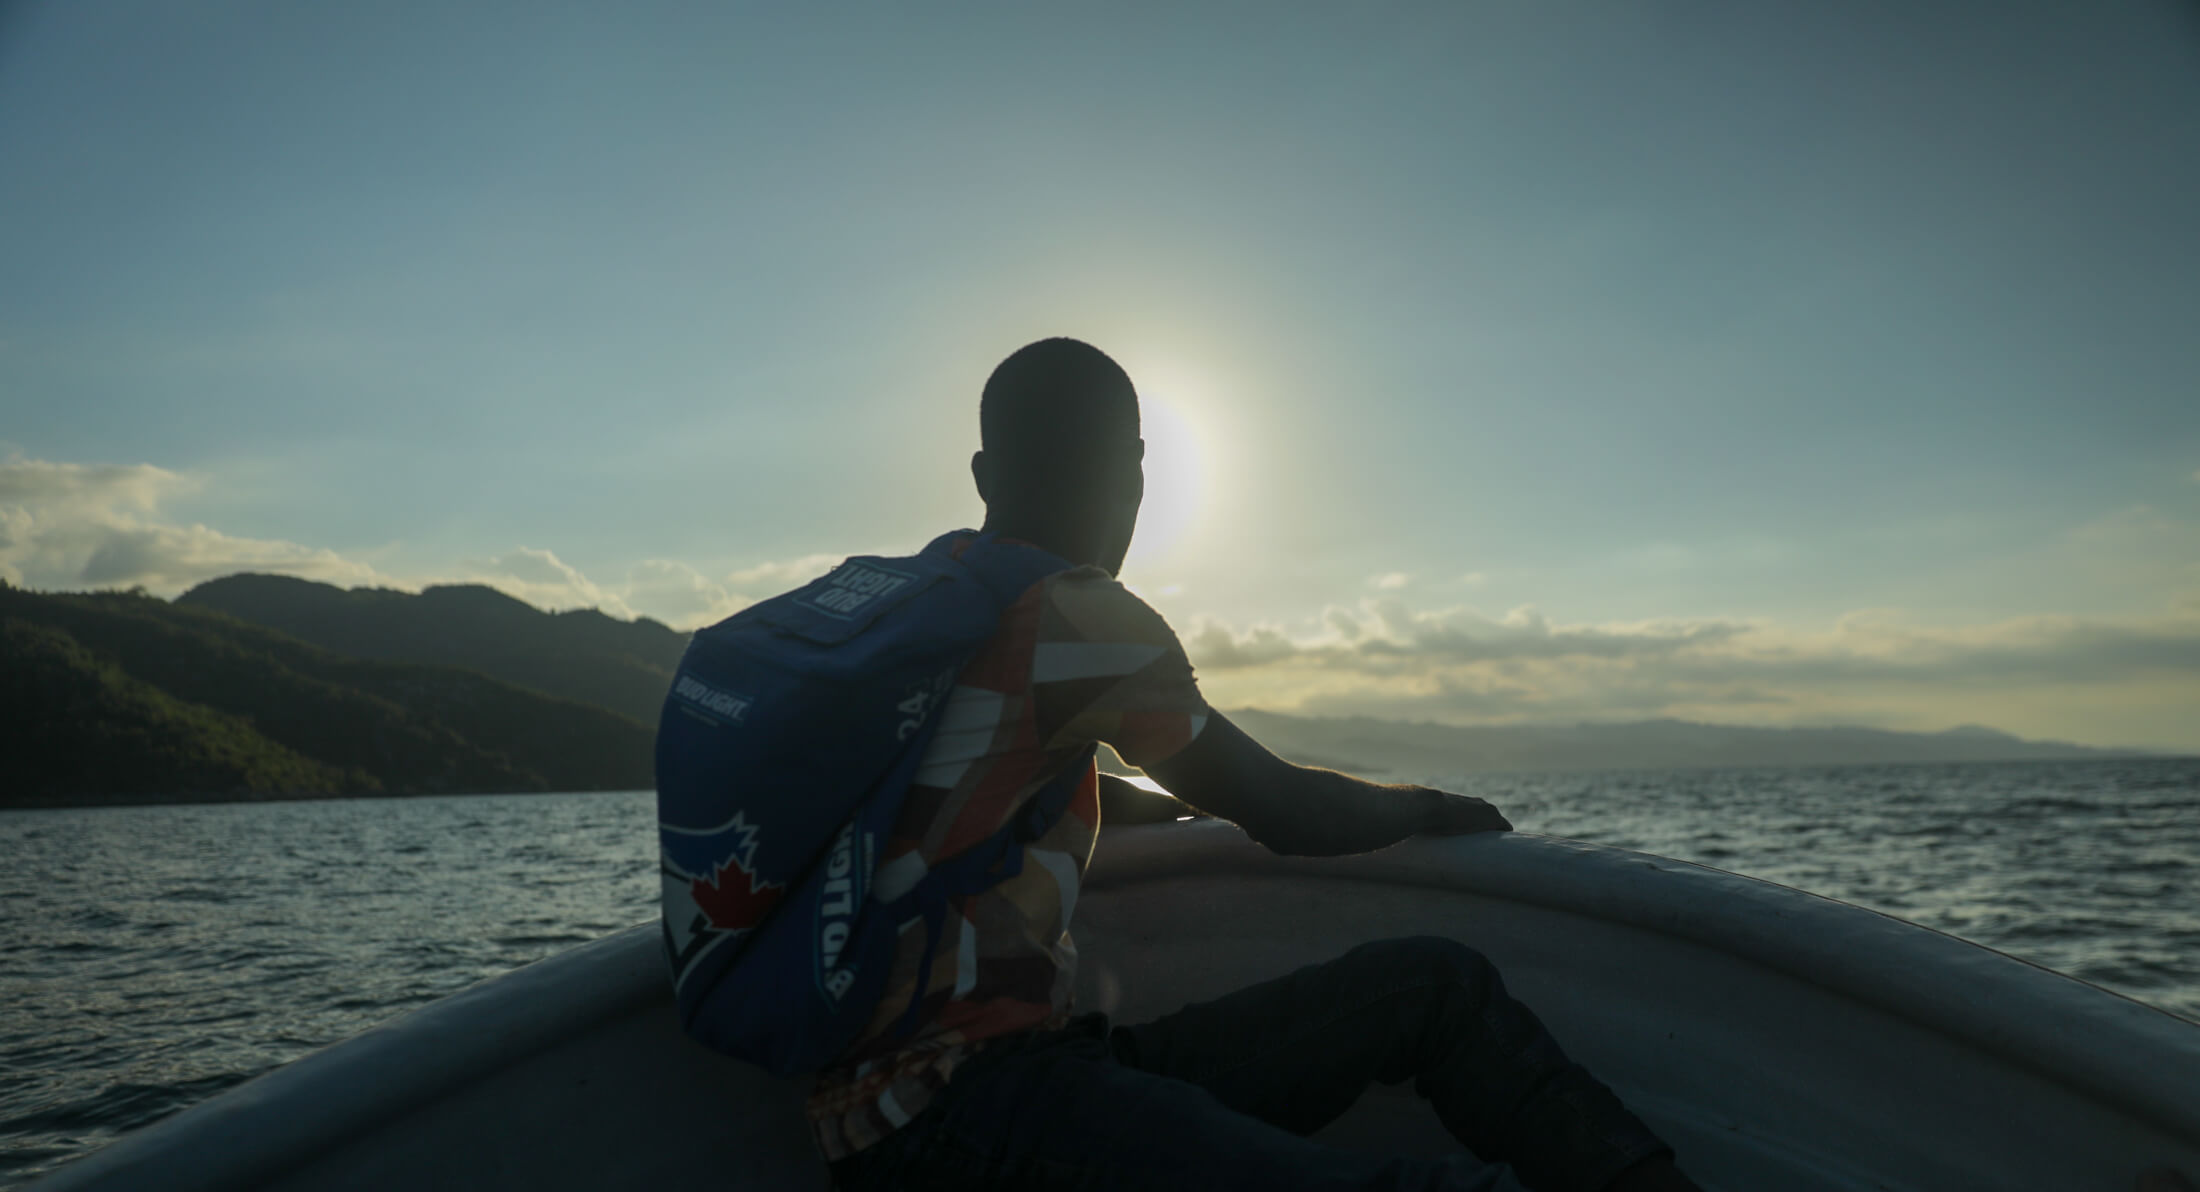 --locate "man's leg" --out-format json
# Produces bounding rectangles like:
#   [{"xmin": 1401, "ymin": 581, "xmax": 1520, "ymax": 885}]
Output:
[
  {"xmin": 831, "ymin": 1021, "xmax": 1508, "ymax": 1192},
  {"xmin": 1110, "ymin": 936, "xmax": 1680, "ymax": 1192}
]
